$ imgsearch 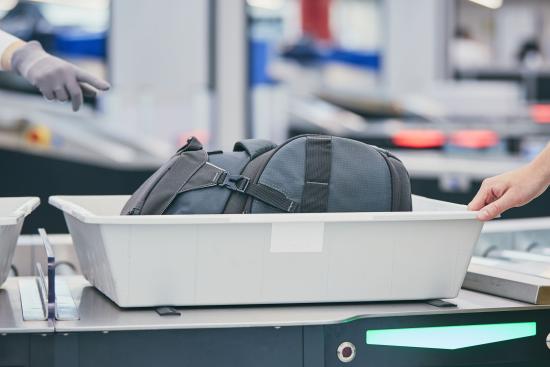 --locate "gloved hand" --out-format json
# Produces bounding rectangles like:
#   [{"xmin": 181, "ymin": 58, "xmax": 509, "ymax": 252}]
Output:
[{"xmin": 11, "ymin": 41, "xmax": 110, "ymax": 111}]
